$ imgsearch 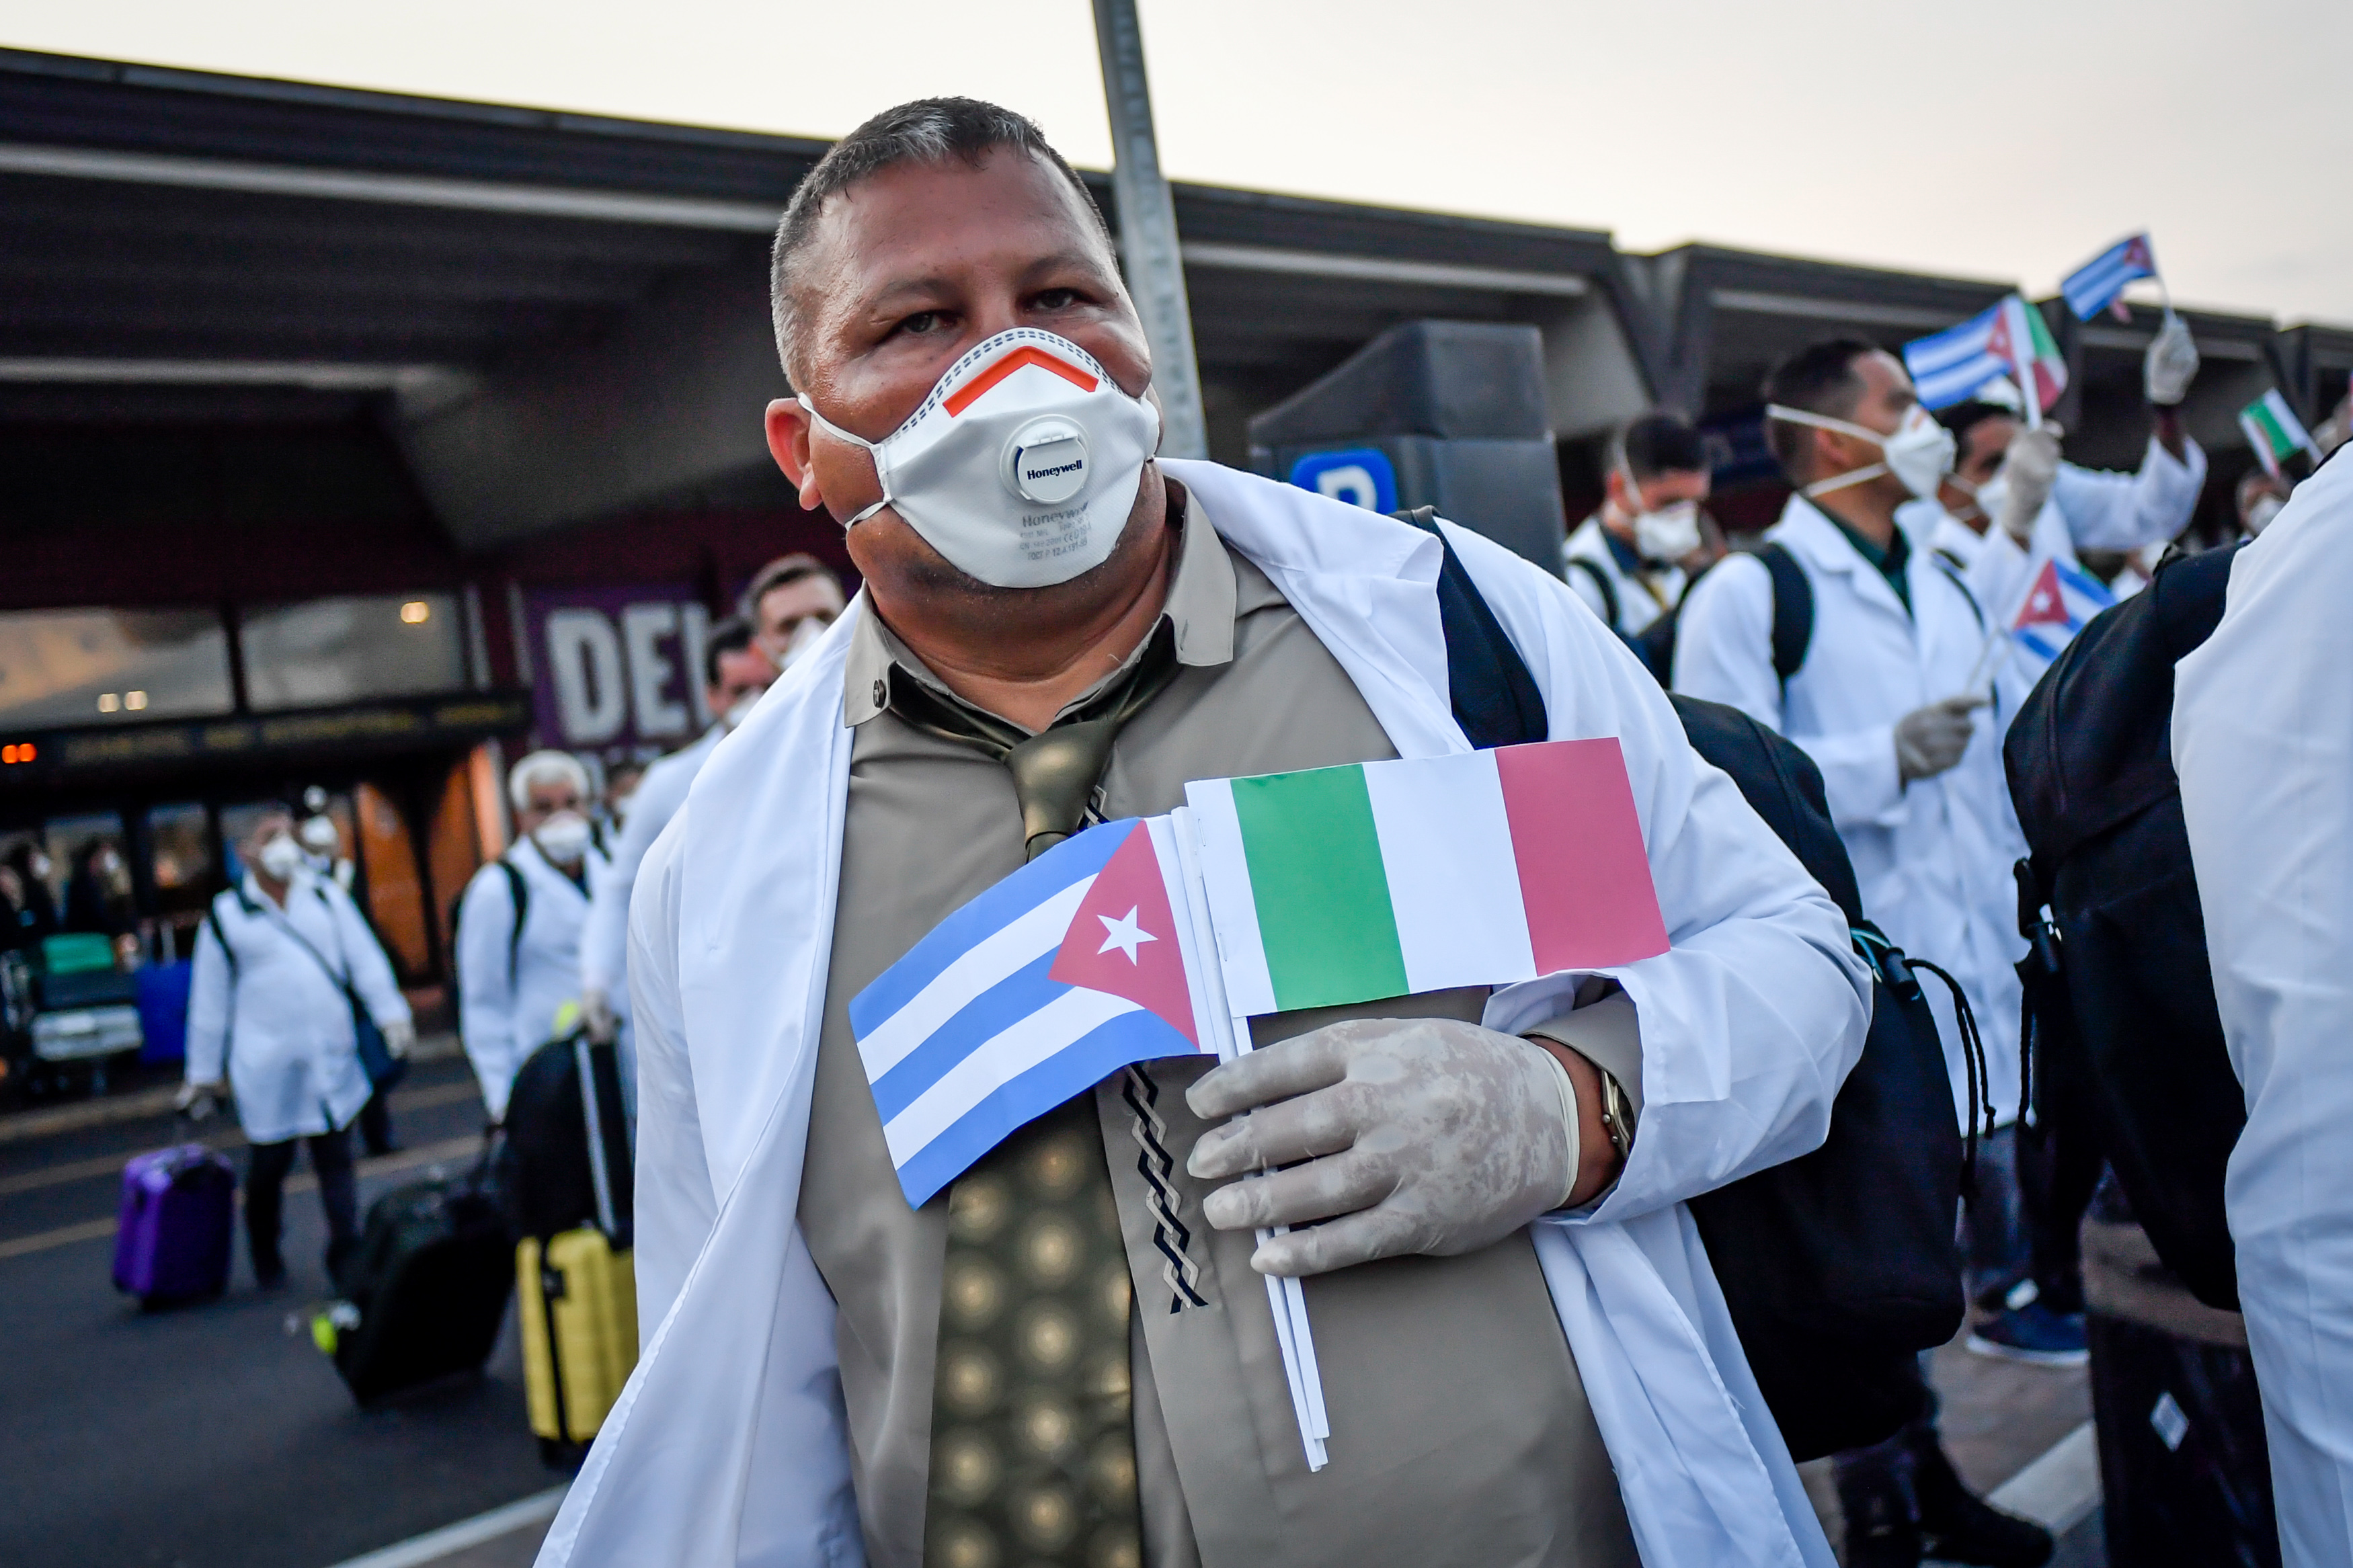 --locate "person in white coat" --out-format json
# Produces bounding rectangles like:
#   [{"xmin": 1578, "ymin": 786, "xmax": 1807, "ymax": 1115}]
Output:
[
  {"xmin": 1562, "ymin": 412, "xmax": 1711, "ymax": 638},
  {"xmin": 180, "ymin": 808, "xmax": 413, "ymax": 1286},
  {"xmin": 456, "ymin": 751, "xmax": 608, "ymax": 1122},
  {"xmin": 540, "ymin": 99, "xmax": 1874, "ymax": 1568},
  {"xmin": 1674, "ymin": 337, "xmax": 2057, "ymax": 1567},
  {"xmin": 575, "ymin": 616, "xmax": 773, "ymax": 1055},
  {"xmin": 2173, "ymin": 446, "xmax": 2353, "ymax": 1568},
  {"xmin": 1902, "ymin": 322, "xmax": 2206, "ymax": 697}
]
